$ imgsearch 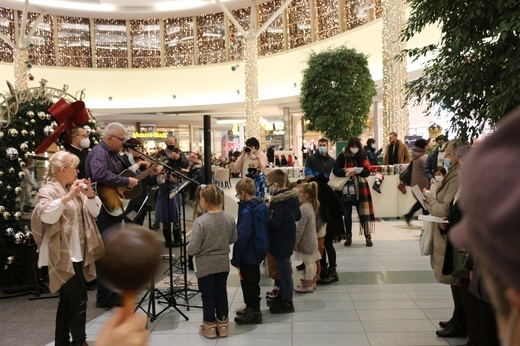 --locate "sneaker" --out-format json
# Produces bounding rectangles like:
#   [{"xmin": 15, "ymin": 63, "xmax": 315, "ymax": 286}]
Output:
[
  {"xmin": 296, "ymin": 262, "xmax": 305, "ymax": 271},
  {"xmin": 269, "ymin": 297, "xmax": 294, "ymax": 314},
  {"xmin": 234, "ymin": 307, "xmax": 262, "ymax": 325},
  {"xmin": 366, "ymin": 238, "xmax": 373, "ymax": 247},
  {"xmin": 266, "ymin": 295, "xmax": 281, "ymax": 307}
]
